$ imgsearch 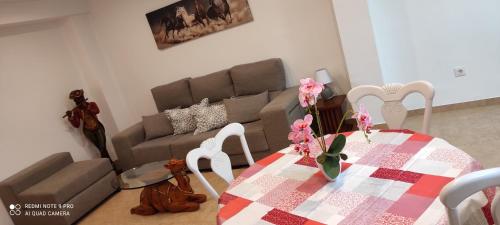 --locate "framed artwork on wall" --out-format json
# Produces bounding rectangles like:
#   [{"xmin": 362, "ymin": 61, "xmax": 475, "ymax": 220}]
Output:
[{"xmin": 146, "ymin": 0, "xmax": 253, "ymax": 49}]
